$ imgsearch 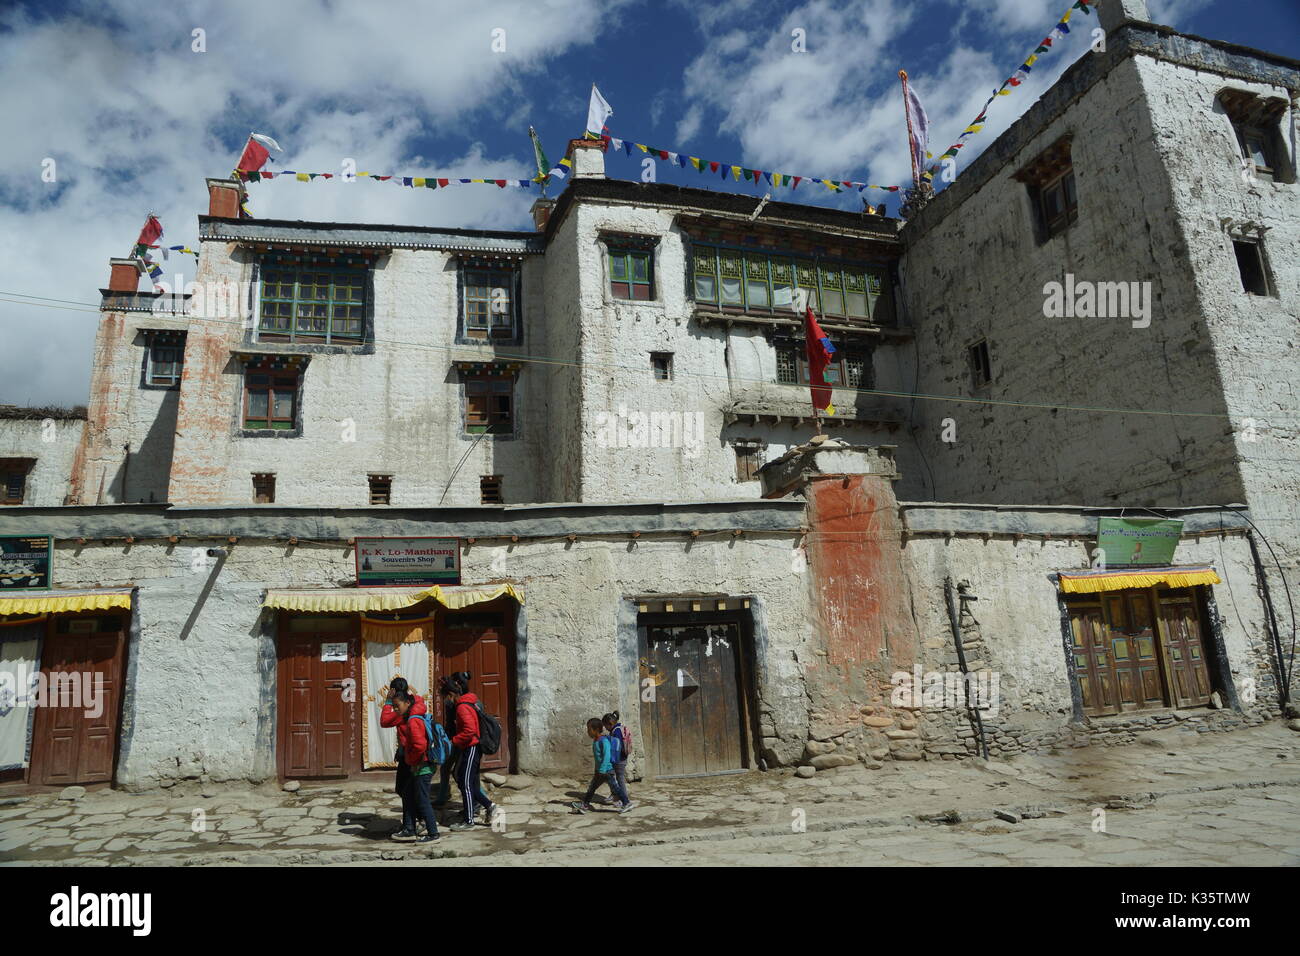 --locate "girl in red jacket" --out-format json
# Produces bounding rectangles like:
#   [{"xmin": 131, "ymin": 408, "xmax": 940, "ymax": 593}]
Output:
[
  {"xmin": 383, "ymin": 688, "xmax": 440, "ymax": 843},
  {"xmin": 443, "ymin": 673, "xmax": 498, "ymax": 832}
]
